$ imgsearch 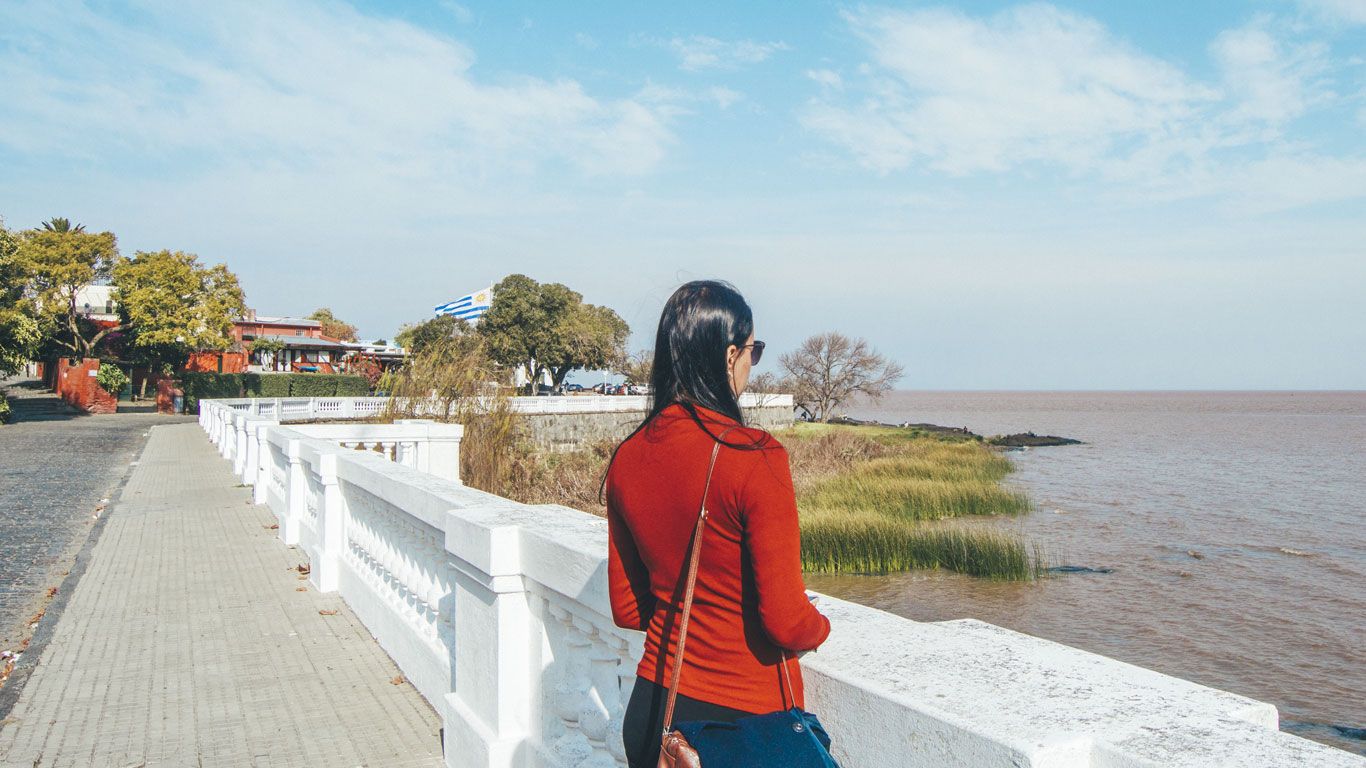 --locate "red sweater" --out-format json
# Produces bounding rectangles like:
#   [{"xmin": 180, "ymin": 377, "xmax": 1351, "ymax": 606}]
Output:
[{"xmin": 606, "ymin": 403, "xmax": 831, "ymax": 714}]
